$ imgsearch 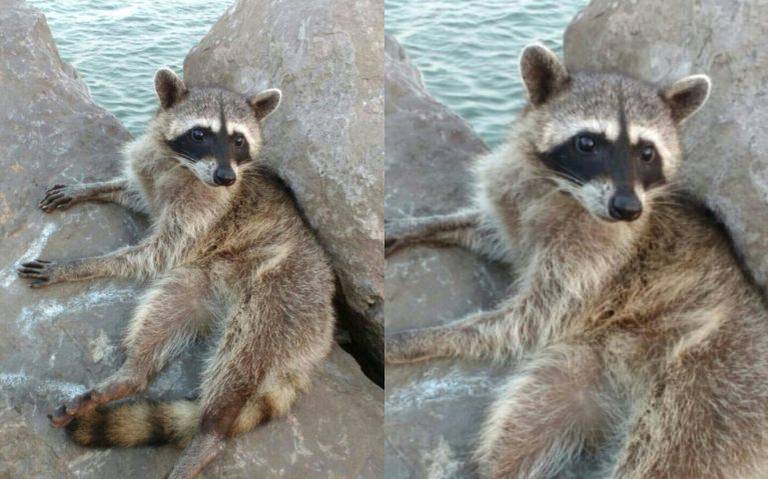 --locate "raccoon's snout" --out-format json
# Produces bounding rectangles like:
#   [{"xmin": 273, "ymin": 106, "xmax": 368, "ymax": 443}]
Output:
[
  {"xmin": 608, "ymin": 193, "xmax": 642, "ymax": 221},
  {"xmin": 213, "ymin": 167, "xmax": 236, "ymax": 186}
]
